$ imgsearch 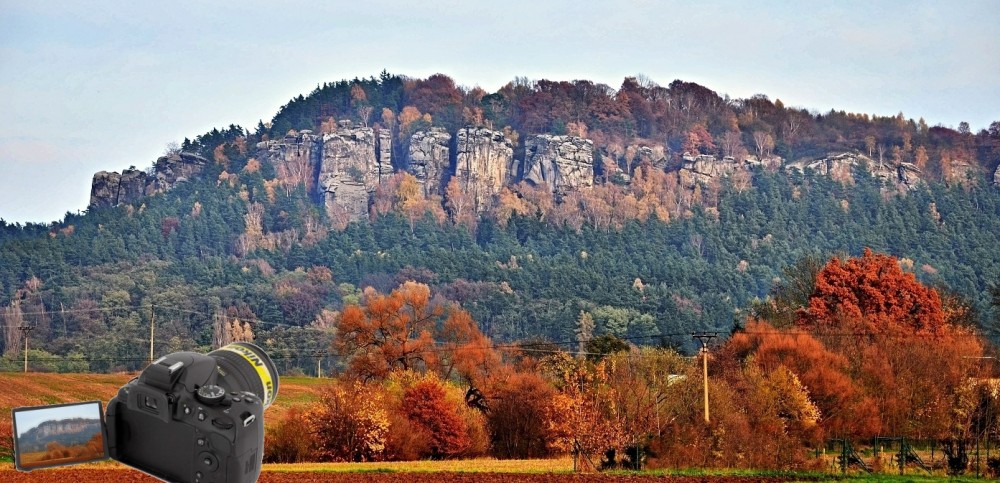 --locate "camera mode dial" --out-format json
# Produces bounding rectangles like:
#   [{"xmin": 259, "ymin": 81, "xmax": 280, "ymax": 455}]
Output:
[{"xmin": 196, "ymin": 384, "xmax": 227, "ymax": 405}]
